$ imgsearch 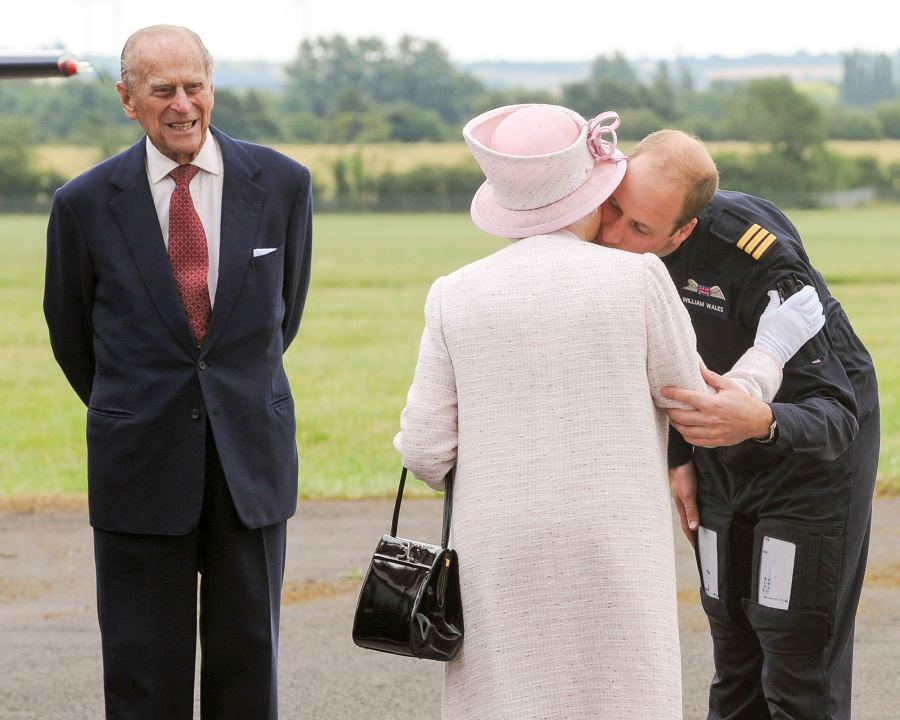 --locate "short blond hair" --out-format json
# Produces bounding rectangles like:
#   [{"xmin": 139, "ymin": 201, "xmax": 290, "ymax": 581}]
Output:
[{"xmin": 629, "ymin": 130, "xmax": 719, "ymax": 232}]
